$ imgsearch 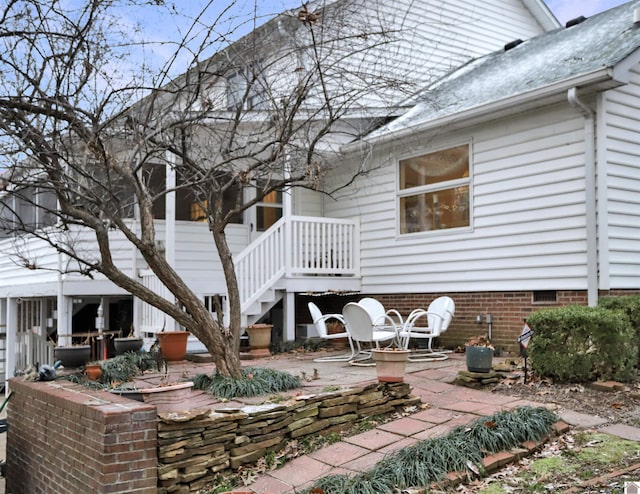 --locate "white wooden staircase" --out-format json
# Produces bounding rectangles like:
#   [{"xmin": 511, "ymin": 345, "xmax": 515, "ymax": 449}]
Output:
[
  {"xmin": 138, "ymin": 215, "xmax": 361, "ymax": 334},
  {"xmin": 235, "ymin": 215, "xmax": 361, "ymax": 327}
]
